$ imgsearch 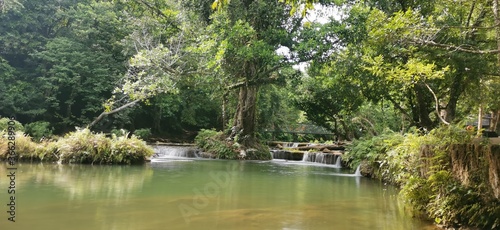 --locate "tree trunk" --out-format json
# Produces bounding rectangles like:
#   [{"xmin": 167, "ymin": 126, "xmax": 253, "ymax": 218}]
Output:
[
  {"xmin": 478, "ymin": 104, "xmax": 483, "ymax": 136},
  {"xmin": 88, "ymin": 99, "xmax": 140, "ymax": 128},
  {"xmin": 230, "ymin": 84, "xmax": 258, "ymax": 147},
  {"xmin": 222, "ymin": 93, "xmax": 228, "ymax": 131},
  {"xmin": 491, "ymin": 110, "xmax": 500, "ymax": 132},
  {"xmin": 445, "ymin": 74, "xmax": 464, "ymax": 123},
  {"xmin": 152, "ymin": 102, "xmax": 162, "ymax": 133},
  {"xmin": 494, "ymin": 0, "xmax": 500, "ymax": 69},
  {"xmin": 415, "ymin": 84, "xmax": 434, "ymax": 130},
  {"xmin": 493, "ymin": 0, "xmax": 500, "ymax": 133}
]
